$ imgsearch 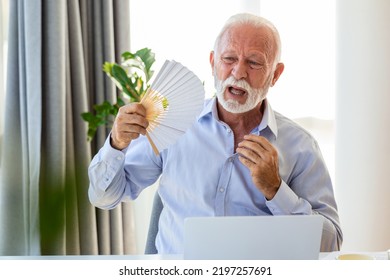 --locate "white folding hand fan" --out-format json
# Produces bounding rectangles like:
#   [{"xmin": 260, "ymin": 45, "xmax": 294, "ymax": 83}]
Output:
[{"xmin": 140, "ymin": 60, "xmax": 205, "ymax": 154}]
